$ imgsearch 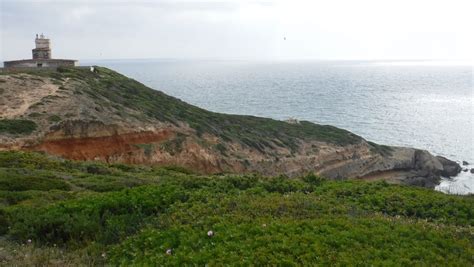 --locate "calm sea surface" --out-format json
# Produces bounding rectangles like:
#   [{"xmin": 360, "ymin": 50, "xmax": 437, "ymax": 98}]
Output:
[{"xmin": 84, "ymin": 59, "xmax": 473, "ymax": 194}]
